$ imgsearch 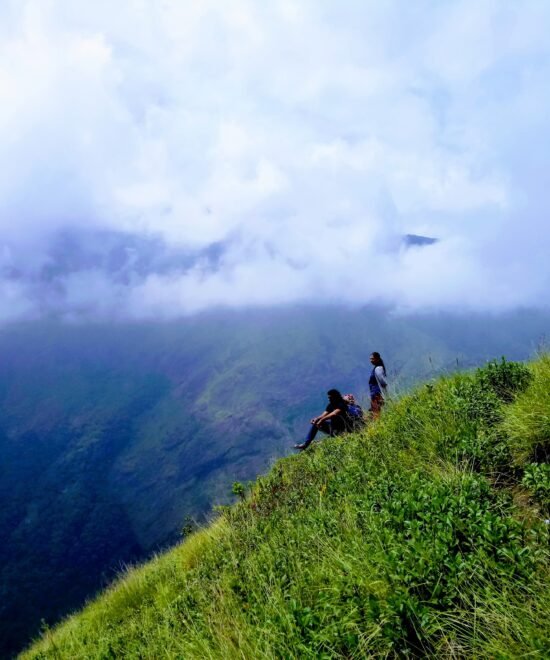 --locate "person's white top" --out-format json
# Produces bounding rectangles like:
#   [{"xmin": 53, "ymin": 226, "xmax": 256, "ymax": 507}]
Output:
[{"xmin": 374, "ymin": 365, "xmax": 388, "ymax": 397}]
